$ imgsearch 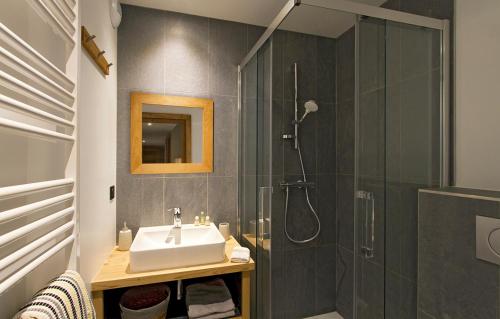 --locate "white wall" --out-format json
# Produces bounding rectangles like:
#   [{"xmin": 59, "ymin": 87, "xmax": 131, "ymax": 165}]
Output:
[
  {"xmin": 455, "ymin": 0, "xmax": 500, "ymax": 191},
  {"xmin": 78, "ymin": 0, "xmax": 117, "ymax": 285}
]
